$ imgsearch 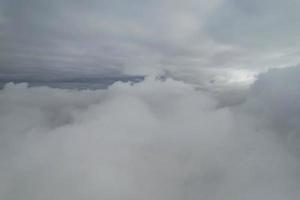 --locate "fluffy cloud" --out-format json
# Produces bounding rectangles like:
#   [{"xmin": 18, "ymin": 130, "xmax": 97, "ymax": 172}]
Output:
[
  {"xmin": 1, "ymin": 67, "xmax": 300, "ymax": 199},
  {"xmin": 240, "ymin": 66, "xmax": 300, "ymax": 152}
]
